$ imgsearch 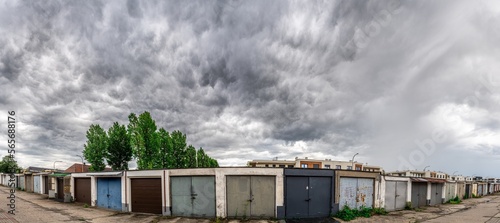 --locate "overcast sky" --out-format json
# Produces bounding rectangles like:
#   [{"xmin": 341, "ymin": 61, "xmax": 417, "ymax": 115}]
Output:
[{"xmin": 1, "ymin": 0, "xmax": 499, "ymax": 177}]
